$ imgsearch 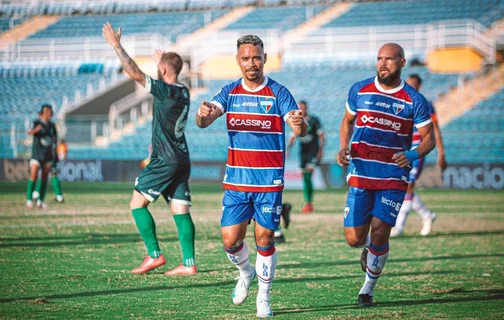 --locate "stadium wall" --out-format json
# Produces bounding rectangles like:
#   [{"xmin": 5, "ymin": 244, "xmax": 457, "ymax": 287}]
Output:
[{"xmin": 1, "ymin": 159, "xmax": 503, "ymax": 190}]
